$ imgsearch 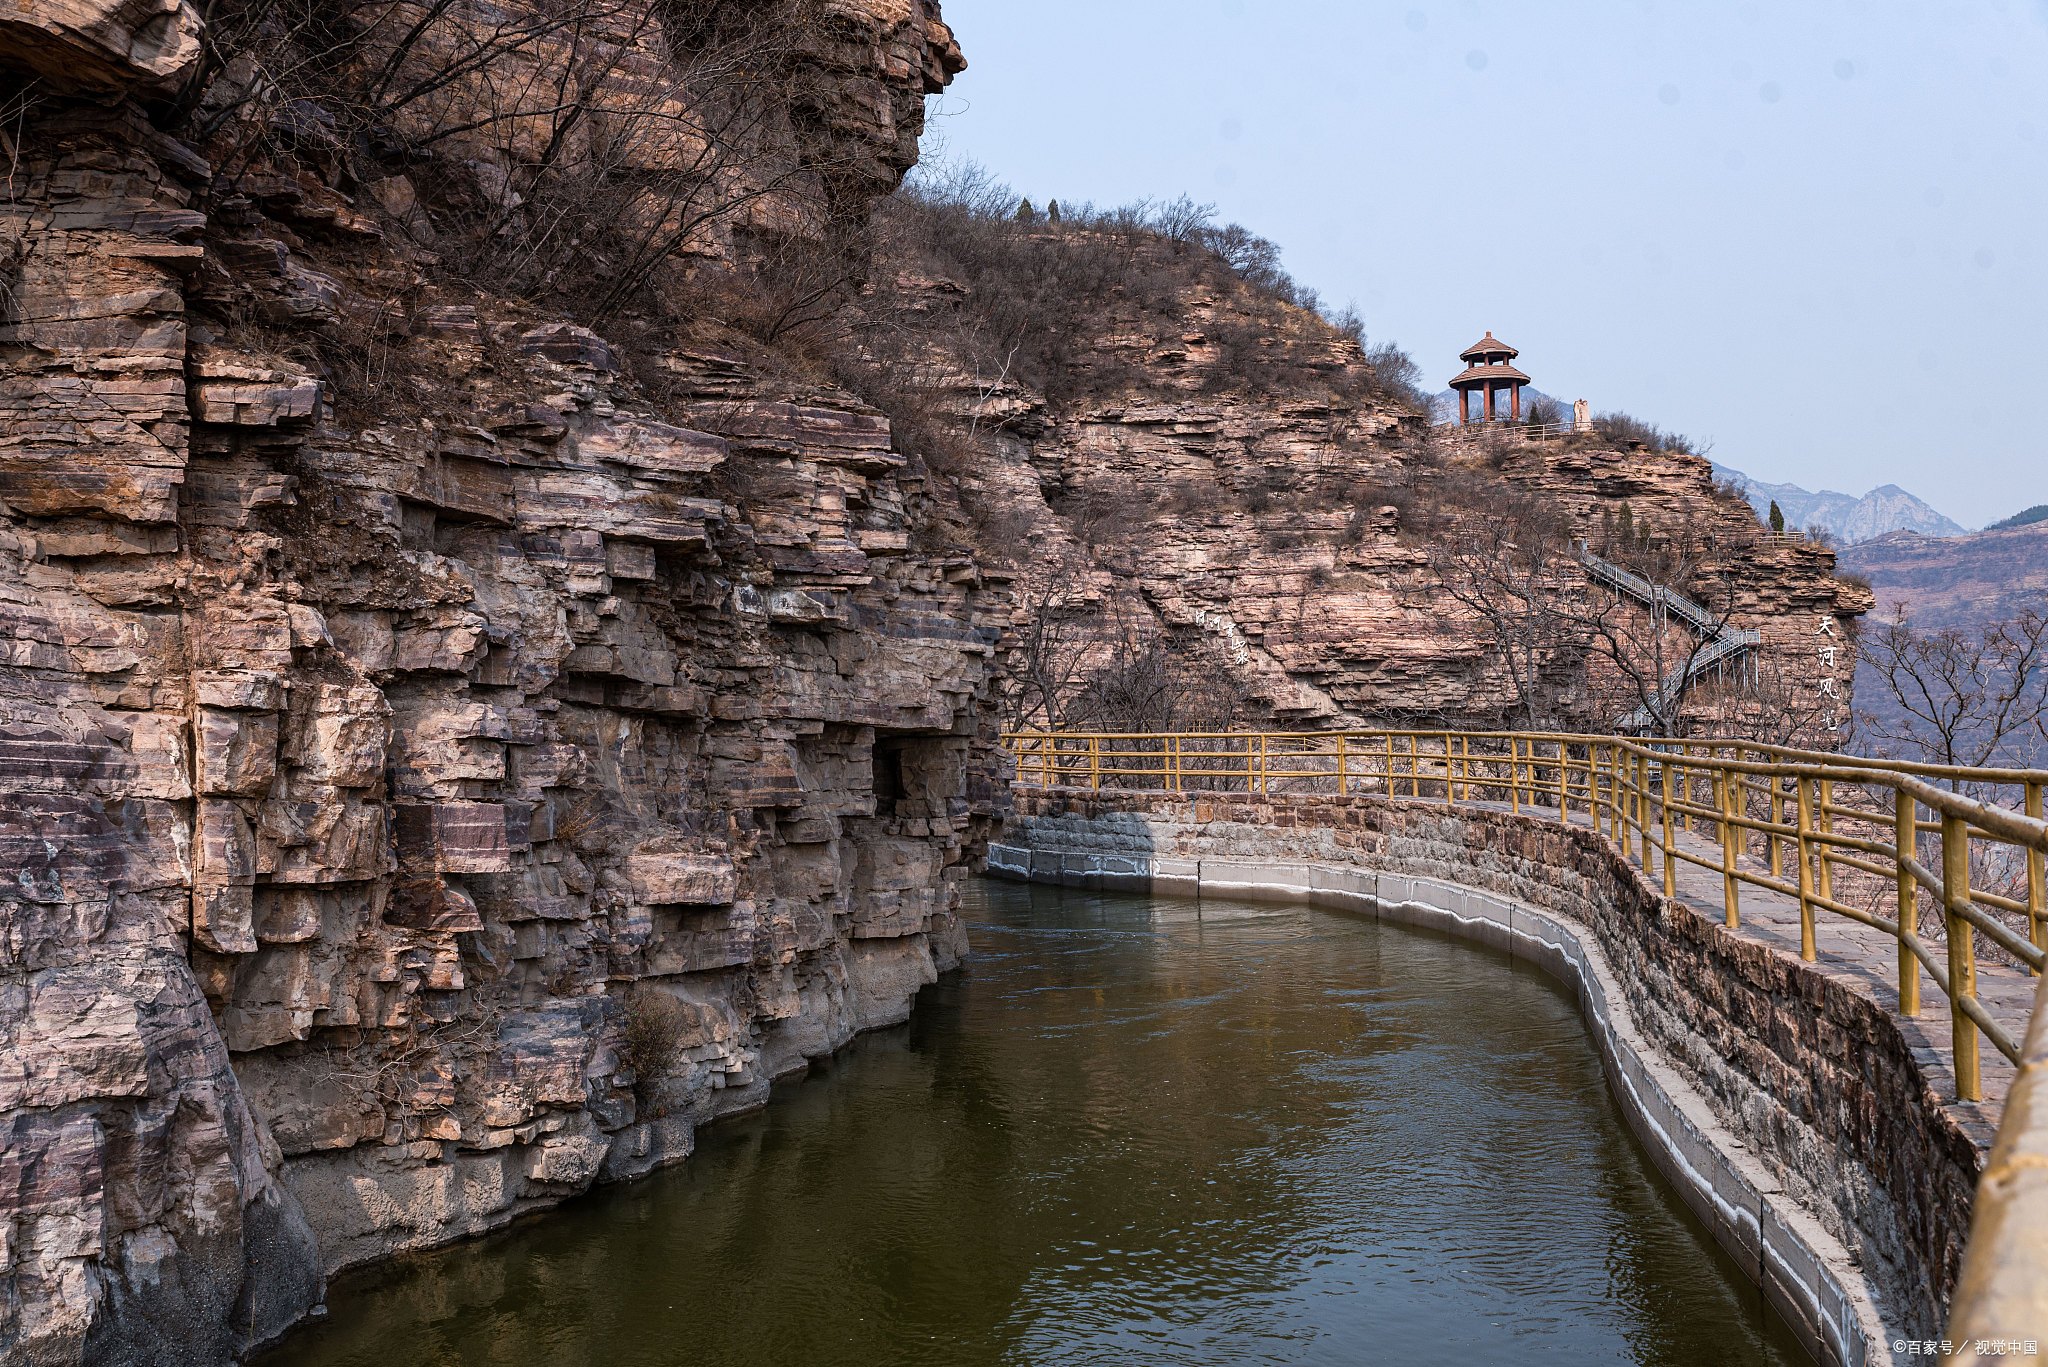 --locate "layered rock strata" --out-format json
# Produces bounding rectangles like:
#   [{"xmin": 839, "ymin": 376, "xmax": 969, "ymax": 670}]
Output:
[
  {"xmin": 871, "ymin": 241, "xmax": 1871, "ymax": 734},
  {"xmin": 0, "ymin": 2, "xmax": 996, "ymax": 1363}
]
